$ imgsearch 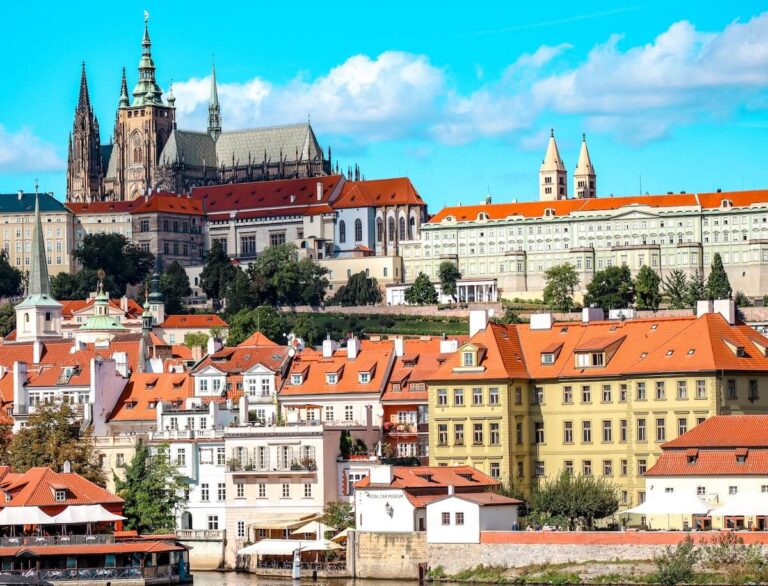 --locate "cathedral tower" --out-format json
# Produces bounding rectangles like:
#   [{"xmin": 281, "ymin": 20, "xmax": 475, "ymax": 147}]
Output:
[
  {"xmin": 208, "ymin": 61, "xmax": 222, "ymax": 141},
  {"xmin": 539, "ymin": 129, "xmax": 567, "ymax": 201},
  {"xmin": 66, "ymin": 63, "xmax": 103, "ymax": 202},
  {"xmin": 105, "ymin": 12, "xmax": 176, "ymax": 200},
  {"xmin": 574, "ymin": 134, "xmax": 597, "ymax": 198}
]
